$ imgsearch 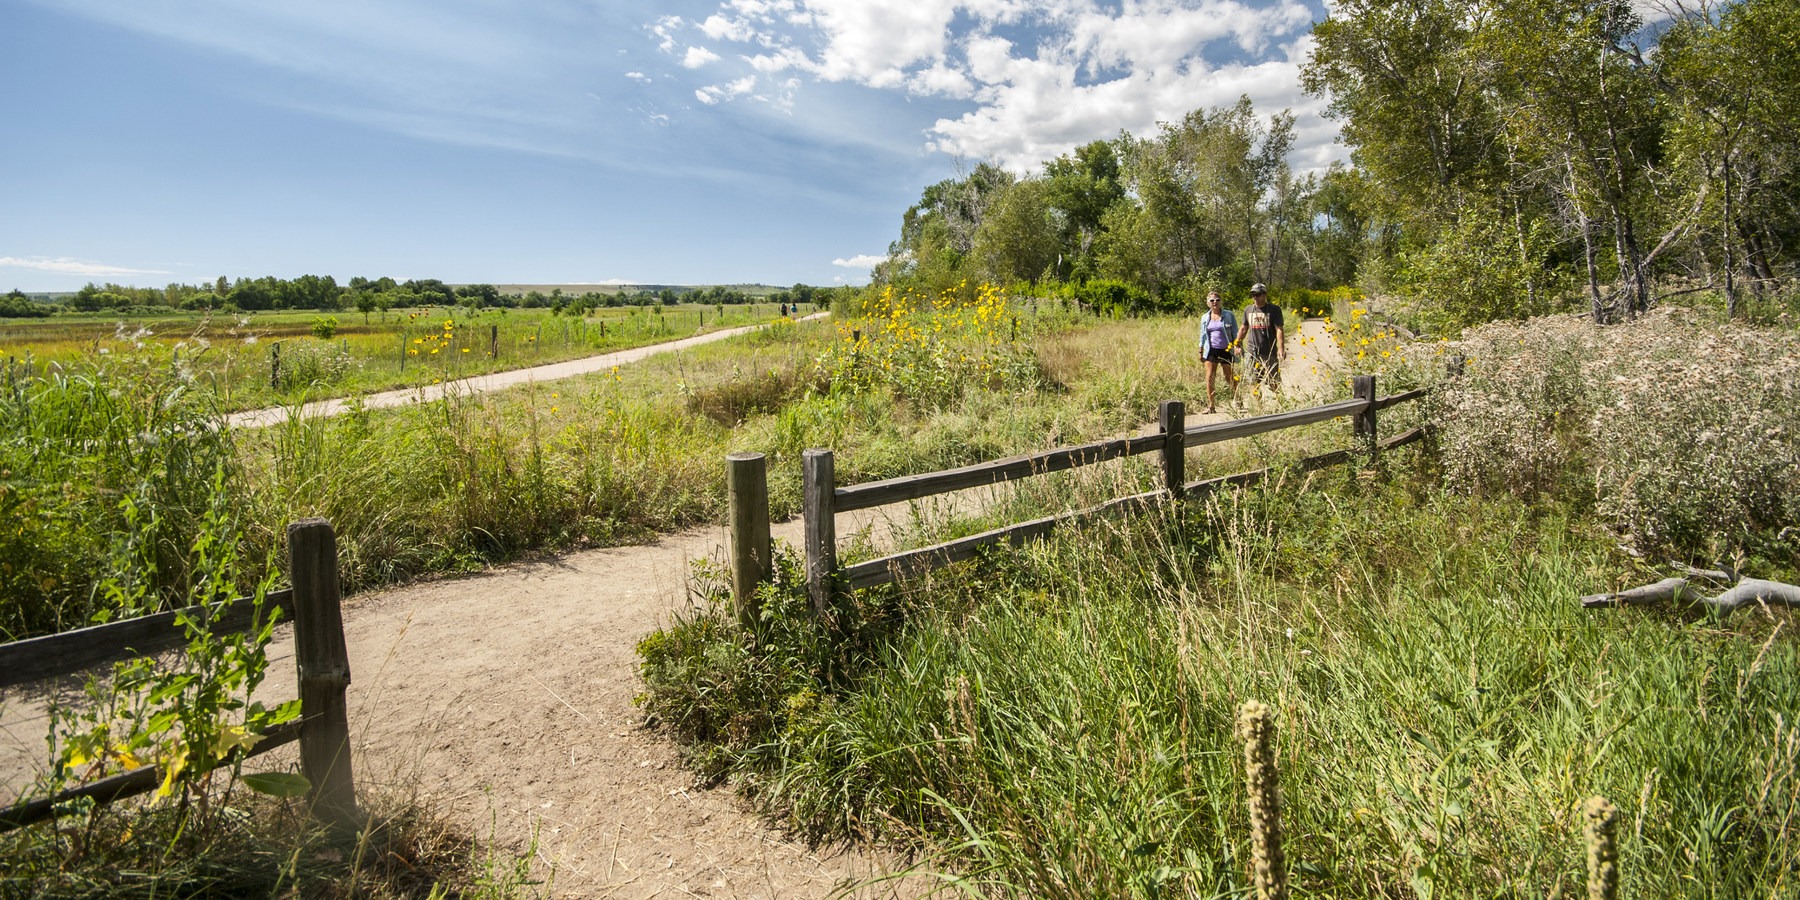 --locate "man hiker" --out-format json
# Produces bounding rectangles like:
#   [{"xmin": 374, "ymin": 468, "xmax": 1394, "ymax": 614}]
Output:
[{"xmin": 1241, "ymin": 283, "xmax": 1285, "ymax": 392}]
